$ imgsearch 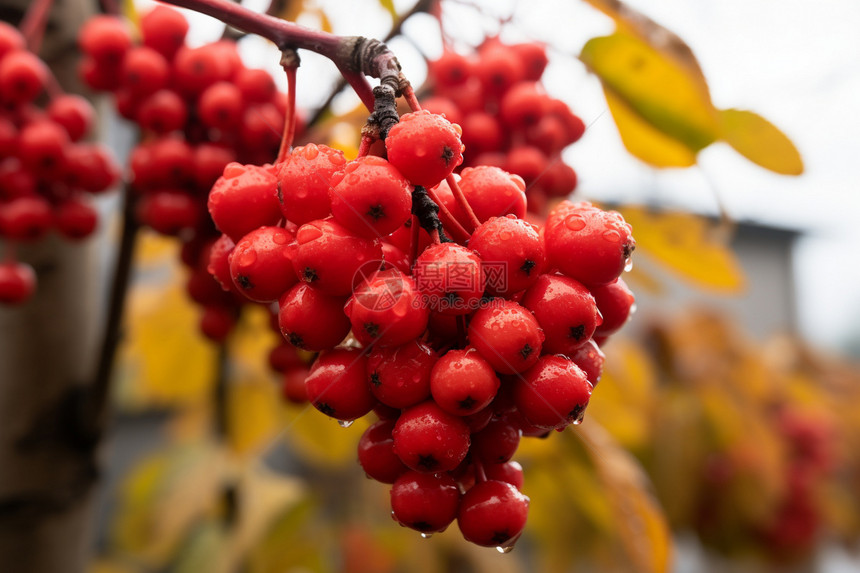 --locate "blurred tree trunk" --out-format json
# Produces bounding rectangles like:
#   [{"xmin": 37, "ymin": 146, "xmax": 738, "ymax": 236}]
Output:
[{"xmin": 0, "ymin": 1, "xmax": 104, "ymax": 572}]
